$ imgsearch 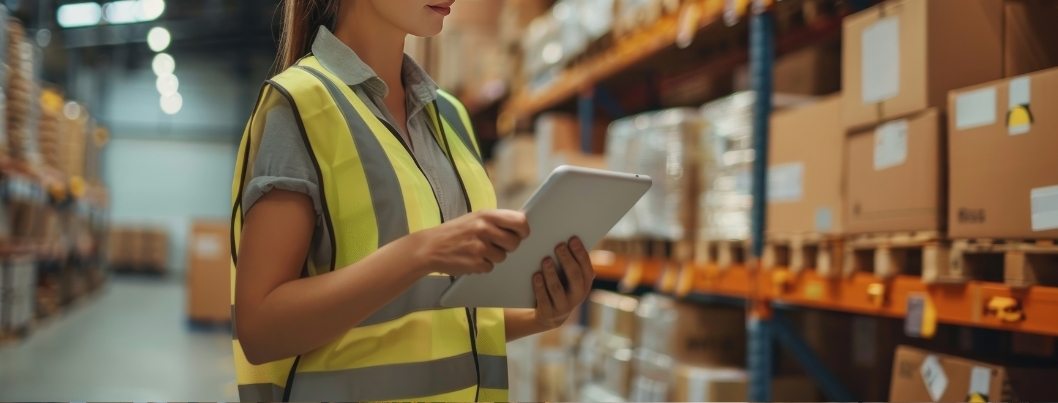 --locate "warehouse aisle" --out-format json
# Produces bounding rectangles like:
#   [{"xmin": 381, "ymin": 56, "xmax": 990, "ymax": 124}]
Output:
[{"xmin": 0, "ymin": 278, "xmax": 237, "ymax": 401}]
